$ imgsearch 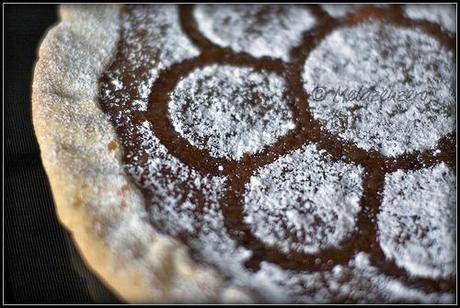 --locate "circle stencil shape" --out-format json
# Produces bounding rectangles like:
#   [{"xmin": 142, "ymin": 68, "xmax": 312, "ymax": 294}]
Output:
[
  {"xmin": 168, "ymin": 64, "xmax": 296, "ymax": 160},
  {"xmin": 244, "ymin": 143, "xmax": 364, "ymax": 254},
  {"xmin": 194, "ymin": 4, "xmax": 316, "ymax": 61},
  {"xmin": 302, "ymin": 21, "xmax": 455, "ymax": 157},
  {"xmin": 378, "ymin": 163, "xmax": 456, "ymax": 279}
]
